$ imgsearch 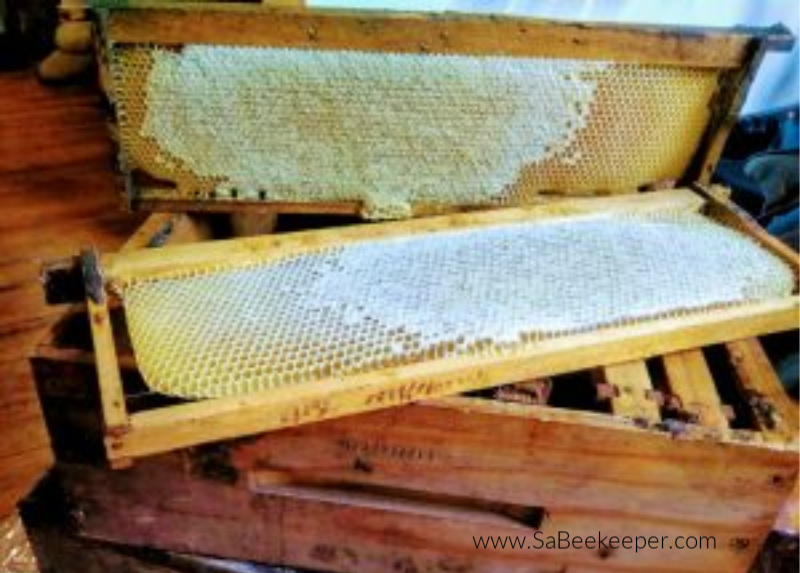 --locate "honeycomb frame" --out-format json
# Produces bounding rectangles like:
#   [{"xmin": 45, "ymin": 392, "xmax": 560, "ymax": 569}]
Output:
[
  {"xmin": 98, "ymin": 4, "xmax": 781, "ymax": 218},
  {"xmin": 84, "ymin": 188, "xmax": 800, "ymax": 464}
]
